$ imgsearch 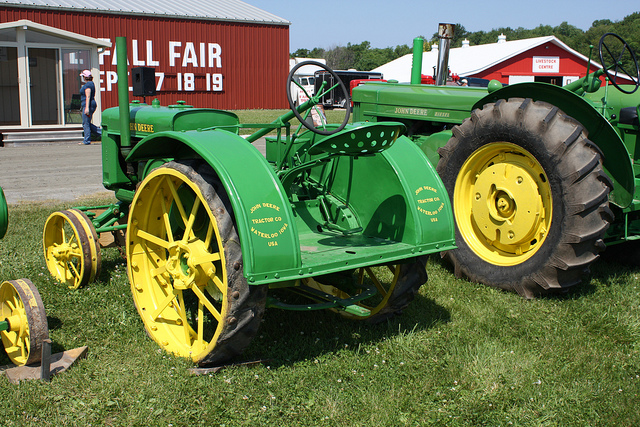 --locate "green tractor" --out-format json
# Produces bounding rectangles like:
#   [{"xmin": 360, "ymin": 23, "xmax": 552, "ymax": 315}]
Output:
[
  {"xmin": 352, "ymin": 28, "xmax": 640, "ymax": 298},
  {"xmin": 0, "ymin": 186, "xmax": 50, "ymax": 367},
  {"xmin": 41, "ymin": 38, "xmax": 455, "ymax": 366}
]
